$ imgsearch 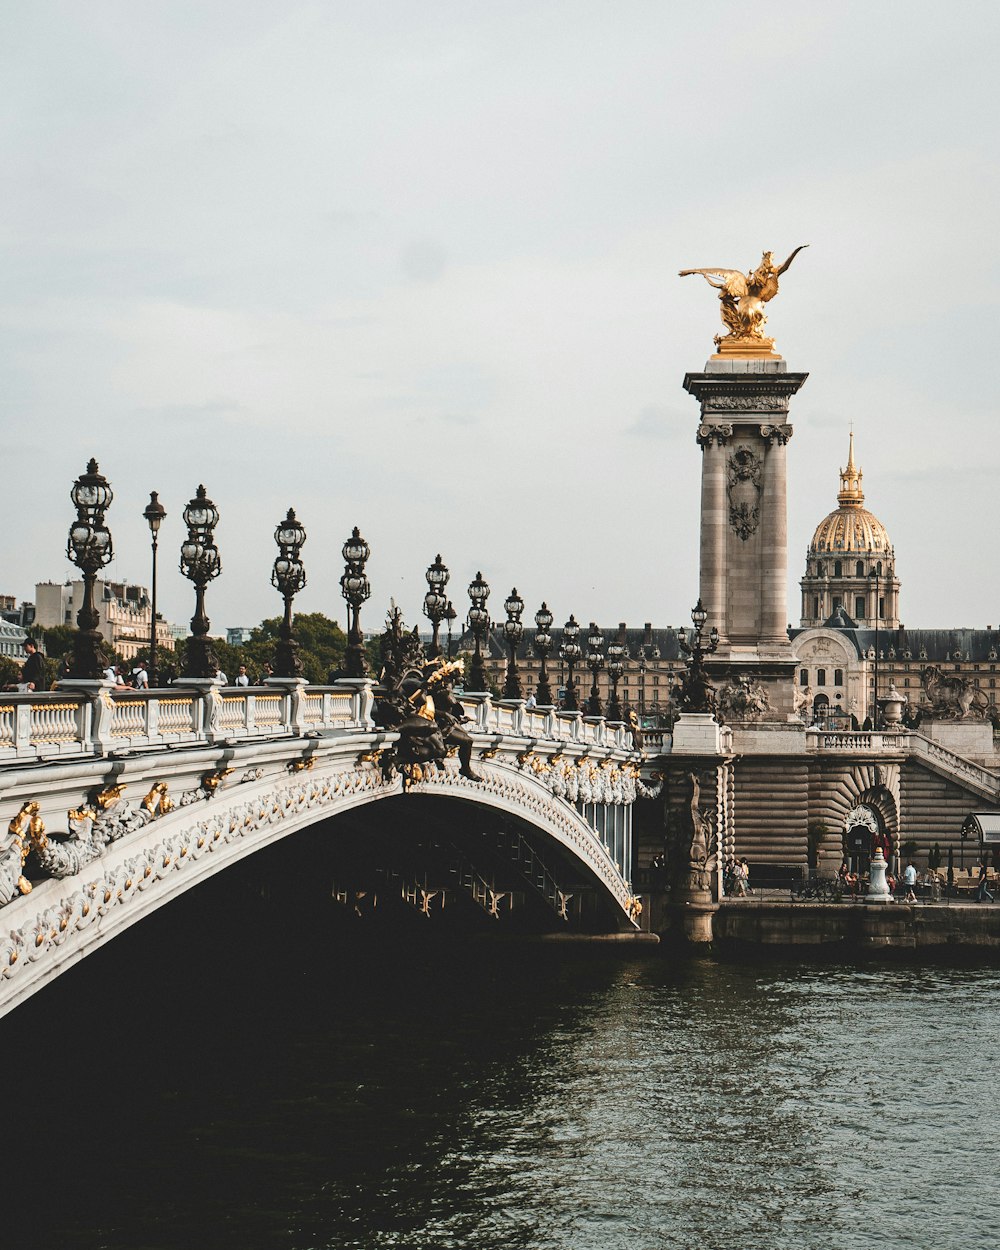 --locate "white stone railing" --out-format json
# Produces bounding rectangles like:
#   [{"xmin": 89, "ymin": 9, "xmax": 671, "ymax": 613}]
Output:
[
  {"xmin": 806, "ymin": 726, "xmax": 1000, "ymax": 799},
  {"xmin": 0, "ymin": 687, "xmax": 639, "ymax": 764}
]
